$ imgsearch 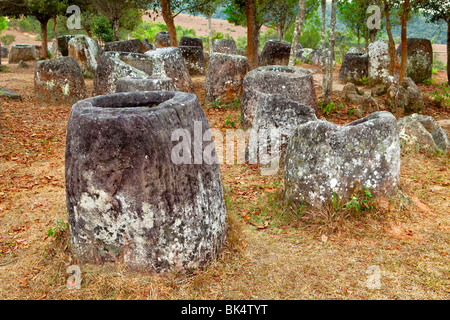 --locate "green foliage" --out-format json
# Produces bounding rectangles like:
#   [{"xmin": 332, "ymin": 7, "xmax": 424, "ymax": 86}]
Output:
[
  {"xmin": 345, "ymin": 185, "xmax": 376, "ymax": 217},
  {"xmin": 0, "ymin": 16, "xmax": 7, "ymax": 33},
  {"xmin": 285, "ymin": 9, "xmax": 321, "ymax": 49},
  {"xmin": 211, "ymin": 97, "xmax": 226, "ymax": 109},
  {"xmin": 236, "ymin": 35, "xmax": 247, "ymax": 50},
  {"xmin": 260, "ymin": 29, "xmax": 278, "ymax": 49},
  {"xmin": 358, "ymin": 77, "xmax": 369, "ymax": 86},
  {"xmin": 92, "ymin": 14, "xmax": 114, "ymax": 43},
  {"xmin": 176, "ymin": 25, "xmax": 197, "ymax": 42},
  {"xmin": 0, "ymin": 34, "xmax": 14, "ymax": 45},
  {"xmin": 322, "ymin": 100, "xmax": 336, "ymax": 115},
  {"xmin": 431, "ymin": 84, "xmax": 450, "ymax": 109},
  {"xmin": 47, "ymin": 217, "xmax": 67, "ymax": 237},
  {"xmin": 132, "ymin": 21, "xmax": 168, "ymax": 43}
]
